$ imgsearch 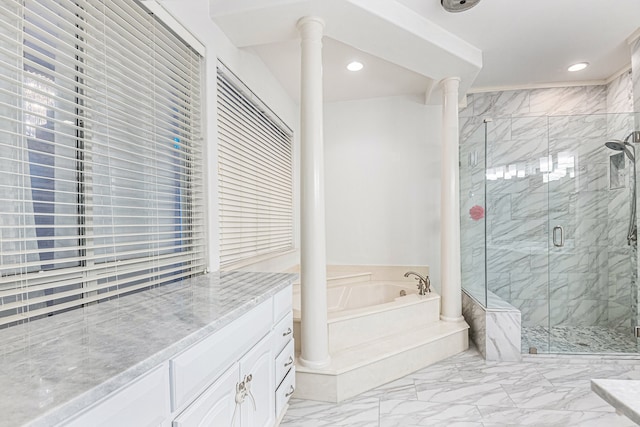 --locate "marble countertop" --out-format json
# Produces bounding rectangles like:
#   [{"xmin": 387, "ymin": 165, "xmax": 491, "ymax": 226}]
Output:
[
  {"xmin": 0, "ymin": 271, "xmax": 296, "ymax": 427},
  {"xmin": 591, "ymin": 379, "xmax": 640, "ymax": 425}
]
